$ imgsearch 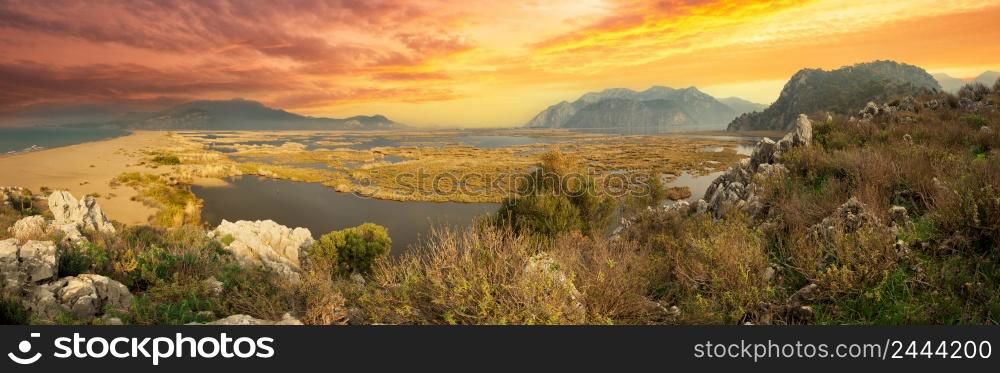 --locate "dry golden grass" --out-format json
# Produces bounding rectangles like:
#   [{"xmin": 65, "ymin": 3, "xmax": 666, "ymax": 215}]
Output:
[{"xmin": 164, "ymin": 130, "xmax": 748, "ymax": 203}]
